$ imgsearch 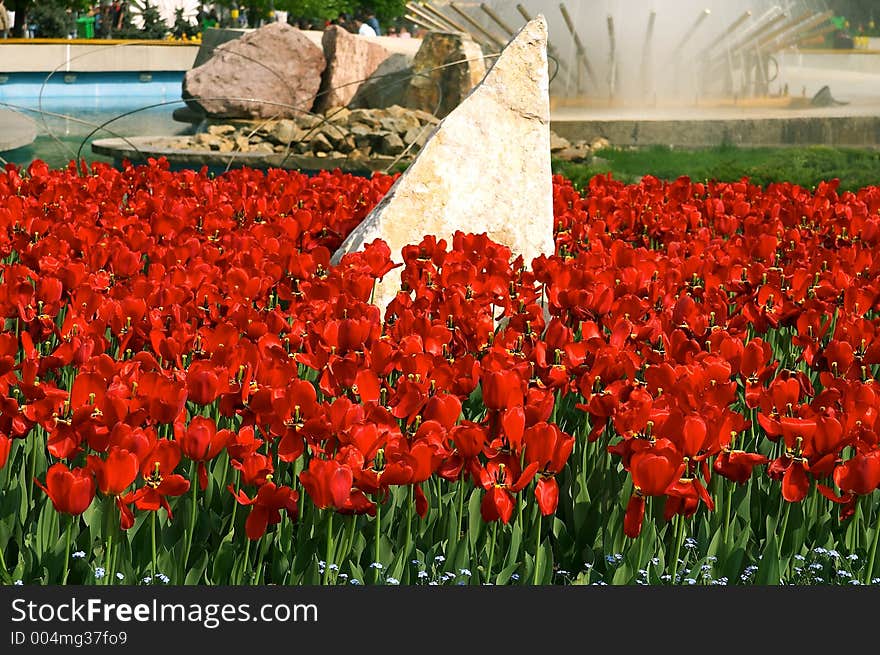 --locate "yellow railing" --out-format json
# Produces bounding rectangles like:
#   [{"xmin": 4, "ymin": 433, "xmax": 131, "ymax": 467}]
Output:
[{"xmin": 0, "ymin": 38, "xmax": 200, "ymax": 46}]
